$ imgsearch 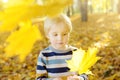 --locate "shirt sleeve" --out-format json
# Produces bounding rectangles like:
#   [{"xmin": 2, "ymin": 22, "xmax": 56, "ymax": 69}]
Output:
[{"xmin": 36, "ymin": 52, "xmax": 48, "ymax": 80}]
